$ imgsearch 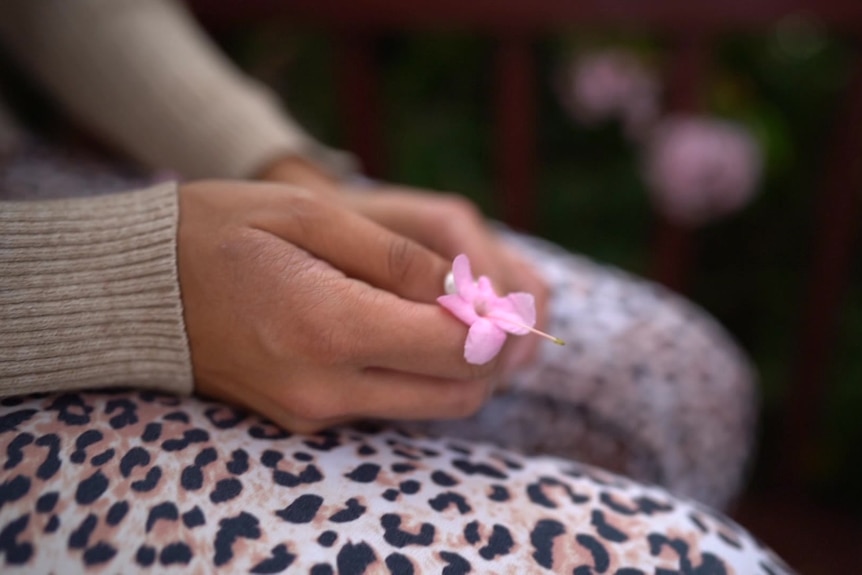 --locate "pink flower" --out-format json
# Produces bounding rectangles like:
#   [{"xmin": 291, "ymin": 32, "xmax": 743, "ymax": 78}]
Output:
[
  {"xmin": 437, "ymin": 254, "xmax": 549, "ymax": 365},
  {"xmin": 559, "ymin": 49, "xmax": 661, "ymax": 141},
  {"xmin": 643, "ymin": 115, "xmax": 763, "ymax": 226}
]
